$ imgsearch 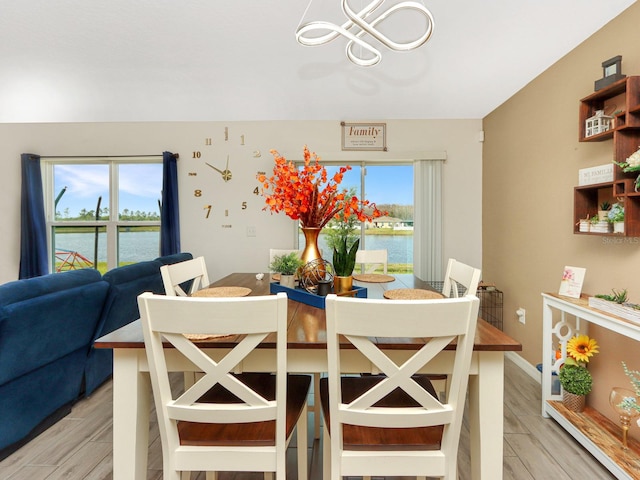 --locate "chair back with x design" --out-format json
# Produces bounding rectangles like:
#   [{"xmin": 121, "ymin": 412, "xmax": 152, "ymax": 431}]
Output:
[
  {"xmin": 139, "ymin": 292, "xmax": 309, "ymax": 480},
  {"xmin": 322, "ymin": 293, "xmax": 479, "ymax": 480}
]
